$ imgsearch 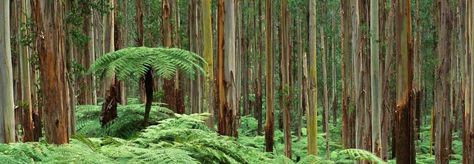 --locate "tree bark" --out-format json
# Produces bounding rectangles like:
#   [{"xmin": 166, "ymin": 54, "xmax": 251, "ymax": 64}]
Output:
[
  {"xmin": 202, "ymin": 0, "xmax": 214, "ymax": 127},
  {"xmin": 435, "ymin": 0, "xmax": 453, "ymax": 163},
  {"xmin": 0, "ymin": 0, "xmax": 16, "ymax": 143},
  {"xmin": 31, "ymin": 0, "xmax": 70, "ymax": 144},
  {"xmin": 340, "ymin": 0, "xmax": 354, "ymax": 149},
  {"xmin": 370, "ymin": 0, "xmax": 382, "ymax": 157},
  {"xmin": 163, "ymin": 0, "xmax": 185, "ymax": 114},
  {"xmin": 463, "ymin": 0, "xmax": 474, "ymax": 163},
  {"xmin": 264, "ymin": 0, "xmax": 275, "ymax": 152},
  {"xmin": 394, "ymin": 0, "xmax": 416, "ymax": 162},
  {"xmin": 307, "ymin": 0, "xmax": 318, "ymax": 156},
  {"xmin": 280, "ymin": 0, "xmax": 292, "ymax": 158},
  {"xmin": 19, "ymin": 0, "xmax": 34, "ymax": 142}
]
